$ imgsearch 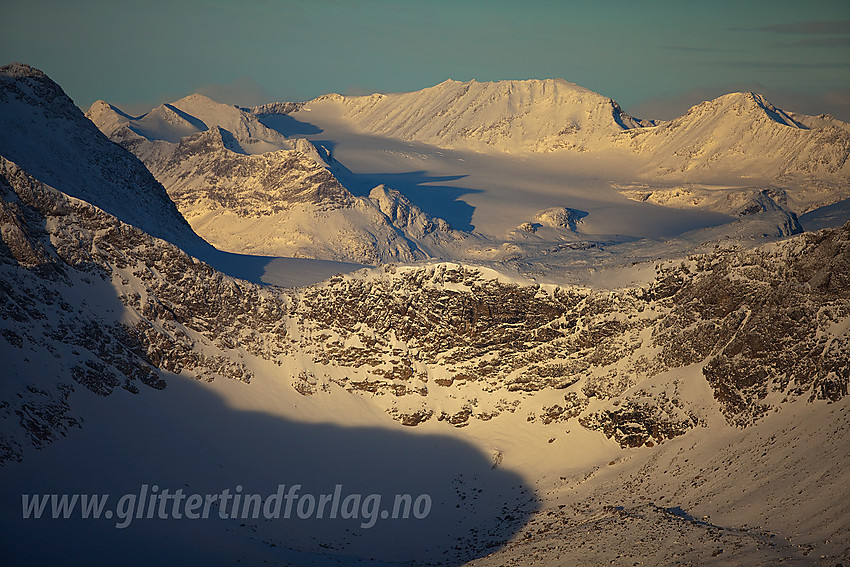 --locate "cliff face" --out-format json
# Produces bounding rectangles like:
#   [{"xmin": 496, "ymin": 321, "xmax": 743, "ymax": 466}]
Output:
[{"xmin": 291, "ymin": 227, "xmax": 849, "ymax": 438}]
